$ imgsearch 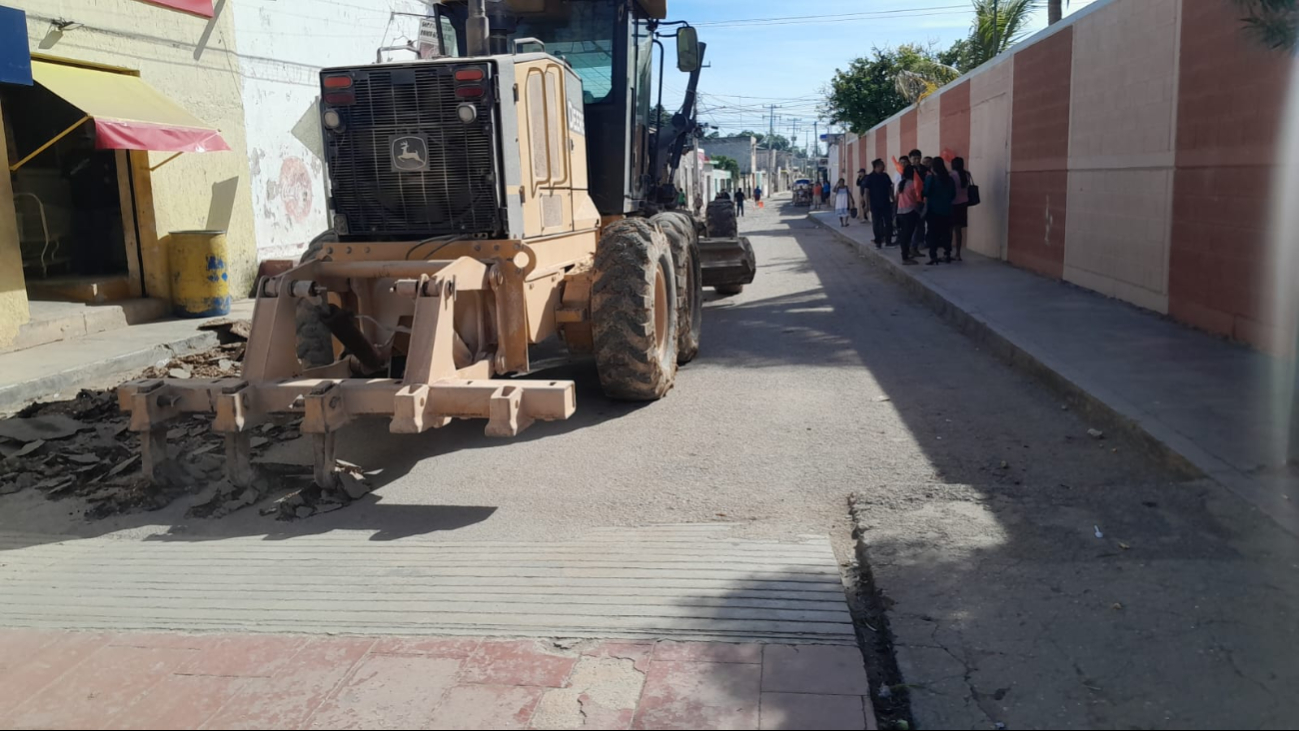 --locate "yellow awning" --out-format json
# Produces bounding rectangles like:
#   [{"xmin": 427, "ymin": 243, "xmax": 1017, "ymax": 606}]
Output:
[{"xmin": 30, "ymin": 60, "xmax": 229, "ymax": 153}]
